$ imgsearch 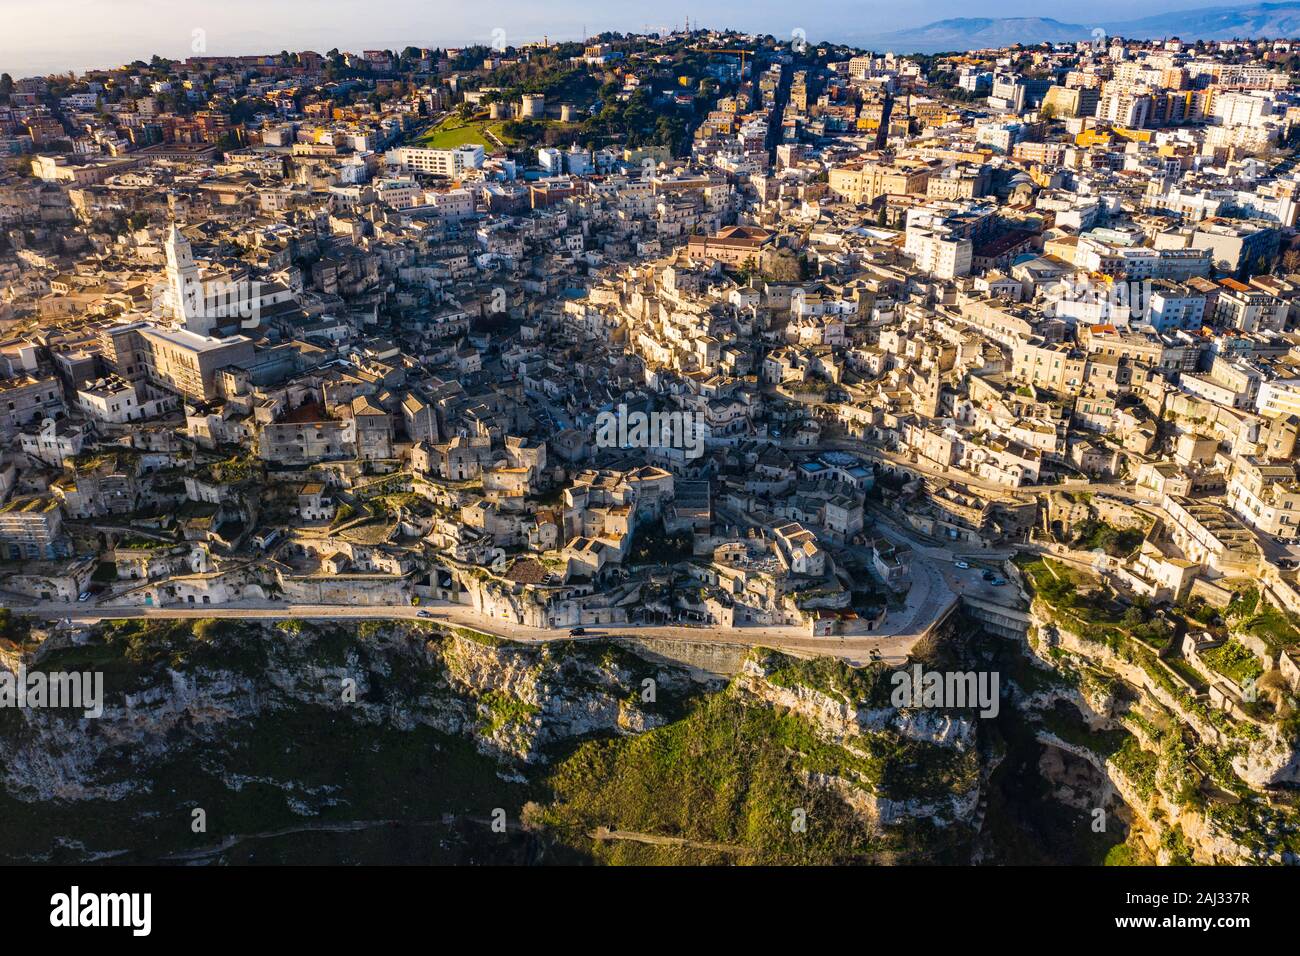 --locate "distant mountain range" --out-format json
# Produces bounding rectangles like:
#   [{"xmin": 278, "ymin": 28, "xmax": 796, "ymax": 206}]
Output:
[{"xmin": 870, "ymin": 2, "xmax": 1300, "ymax": 52}]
